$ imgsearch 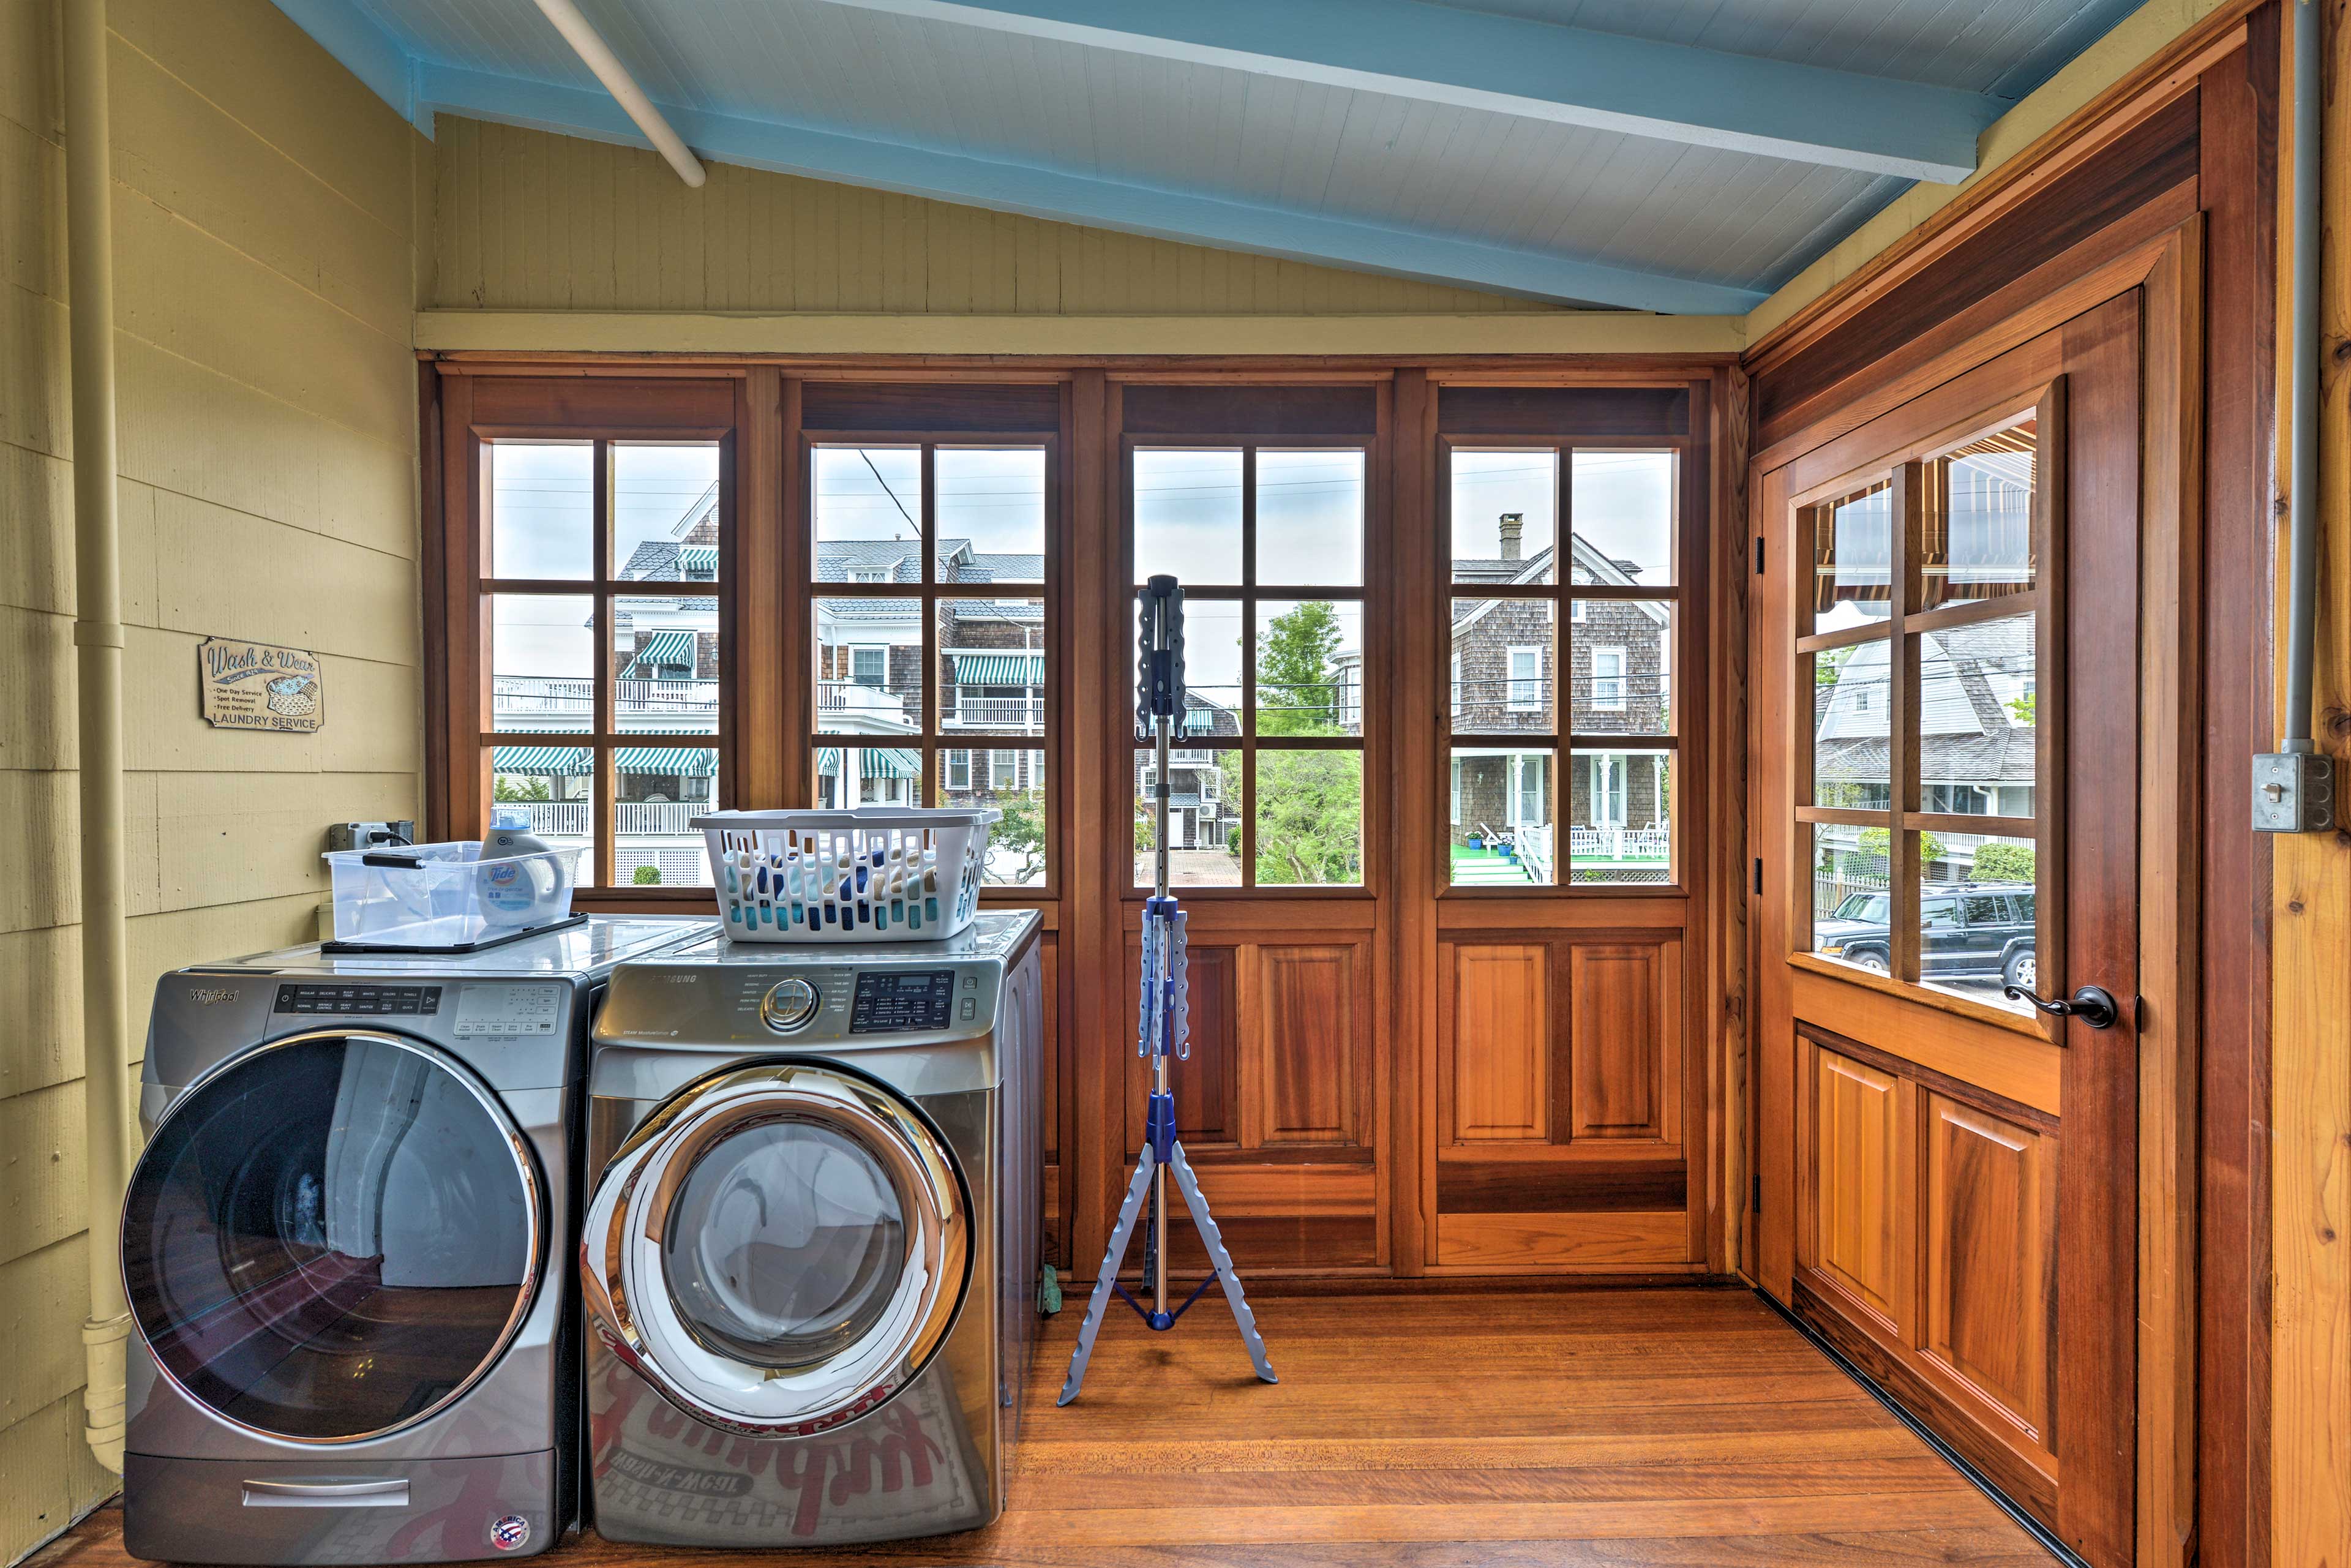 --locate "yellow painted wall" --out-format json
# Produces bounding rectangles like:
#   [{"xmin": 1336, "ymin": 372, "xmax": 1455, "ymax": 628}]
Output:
[{"xmin": 0, "ymin": 2, "xmax": 429, "ymax": 1558}]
